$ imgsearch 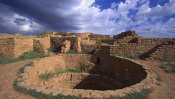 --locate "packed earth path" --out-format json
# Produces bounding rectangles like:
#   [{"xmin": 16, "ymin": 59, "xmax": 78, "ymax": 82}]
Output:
[
  {"xmin": 0, "ymin": 59, "xmax": 175, "ymax": 99},
  {"xmin": 0, "ymin": 60, "xmax": 35, "ymax": 99}
]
